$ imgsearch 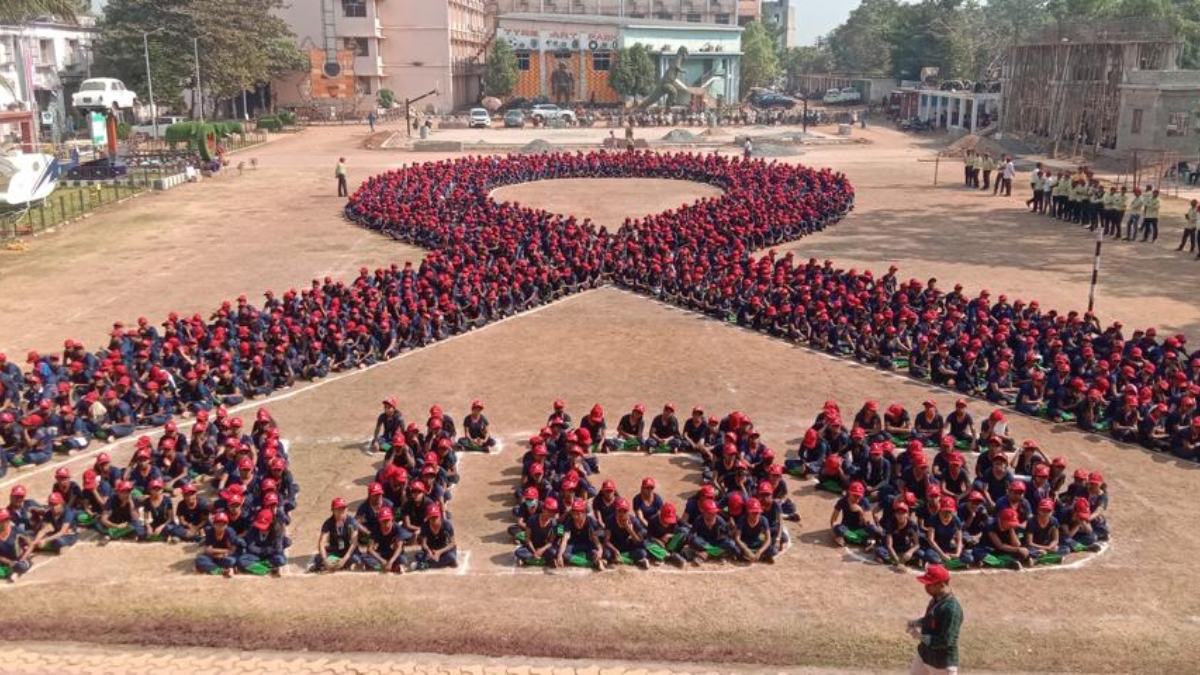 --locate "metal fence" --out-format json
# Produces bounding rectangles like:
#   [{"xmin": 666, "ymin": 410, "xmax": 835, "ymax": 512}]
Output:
[{"xmin": 0, "ymin": 181, "xmax": 146, "ymax": 242}]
